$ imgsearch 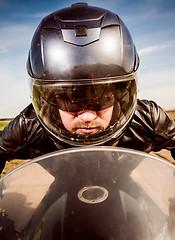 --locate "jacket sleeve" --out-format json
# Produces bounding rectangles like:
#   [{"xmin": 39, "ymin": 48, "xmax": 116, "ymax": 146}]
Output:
[
  {"xmin": 0, "ymin": 104, "xmax": 57, "ymax": 174},
  {"xmin": 149, "ymin": 100, "xmax": 175, "ymax": 159},
  {"xmin": 0, "ymin": 113, "xmax": 32, "ymax": 172}
]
